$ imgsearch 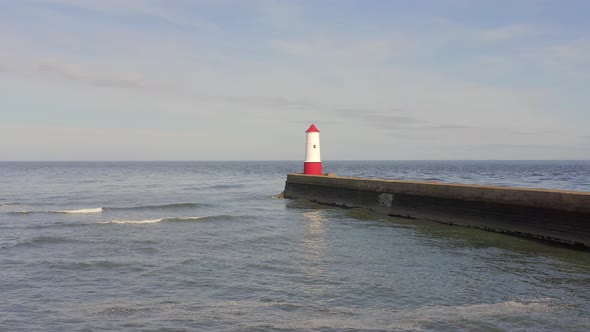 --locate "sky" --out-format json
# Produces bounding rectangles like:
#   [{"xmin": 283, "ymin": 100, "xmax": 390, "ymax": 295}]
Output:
[{"xmin": 0, "ymin": 0, "xmax": 589, "ymax": 160}]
